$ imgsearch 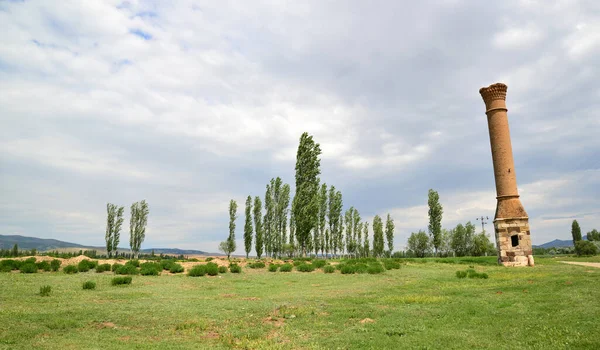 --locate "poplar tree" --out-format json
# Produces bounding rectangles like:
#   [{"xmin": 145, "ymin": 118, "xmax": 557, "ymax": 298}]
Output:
[
  {"xmin": 327, "ymin": 186, "xmax": 343, "ymax": 258},
  {"xmin": 129, "ymin": 200, "xmax": 149, "ymax": 259},
  {"xmin": 219, "ymin": 199, "xmax": 237, "ymax": 259},
  {"xmin": 105, "ymin": 203, "xmax": 124, "ymax": 258},
  {"xmin": 279, "ymin": 183, "xmax": 291, "ymax": 255},
  {"xmin": 373, "ymin": 215, "xmax": 384, "ymax": 257},
  {"xmin": 345, "ymin": 208, "xmax": 353, "ymax": 257},
  {"xmin": 353, "ymin": 208, "xmax": 361, "ymax": 257},
  {"xmin": 292, "ymin": 132, "xmax": 322, "ymax": 256},
  {"xmin": 264, "ymin": 184, "xmax": 273, "ymax": 257},
  {"xmin": 428, "ymin": 189, "xmax": 443, "ymax": 256},
  {"xmin": 244, "ymin": 196, "xmax": 253, "ymax": 258},
  {"xmin": 572, "ymin": 220, "xmax": 582, "ymax": 244},
  {"xmin": 363, "ymin": 222, "xmax": 370, "ymax": 257},
  {"xmin": 385, "ymin": 213, "xmax": 395, "ymax": 256},
  {"xmin": 253, "ymin": 196, "xmax": 264, "ymax": 258},
  {"xmin": 317, "ymin": 183, "xmax": 327, "ymax": 257}
]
